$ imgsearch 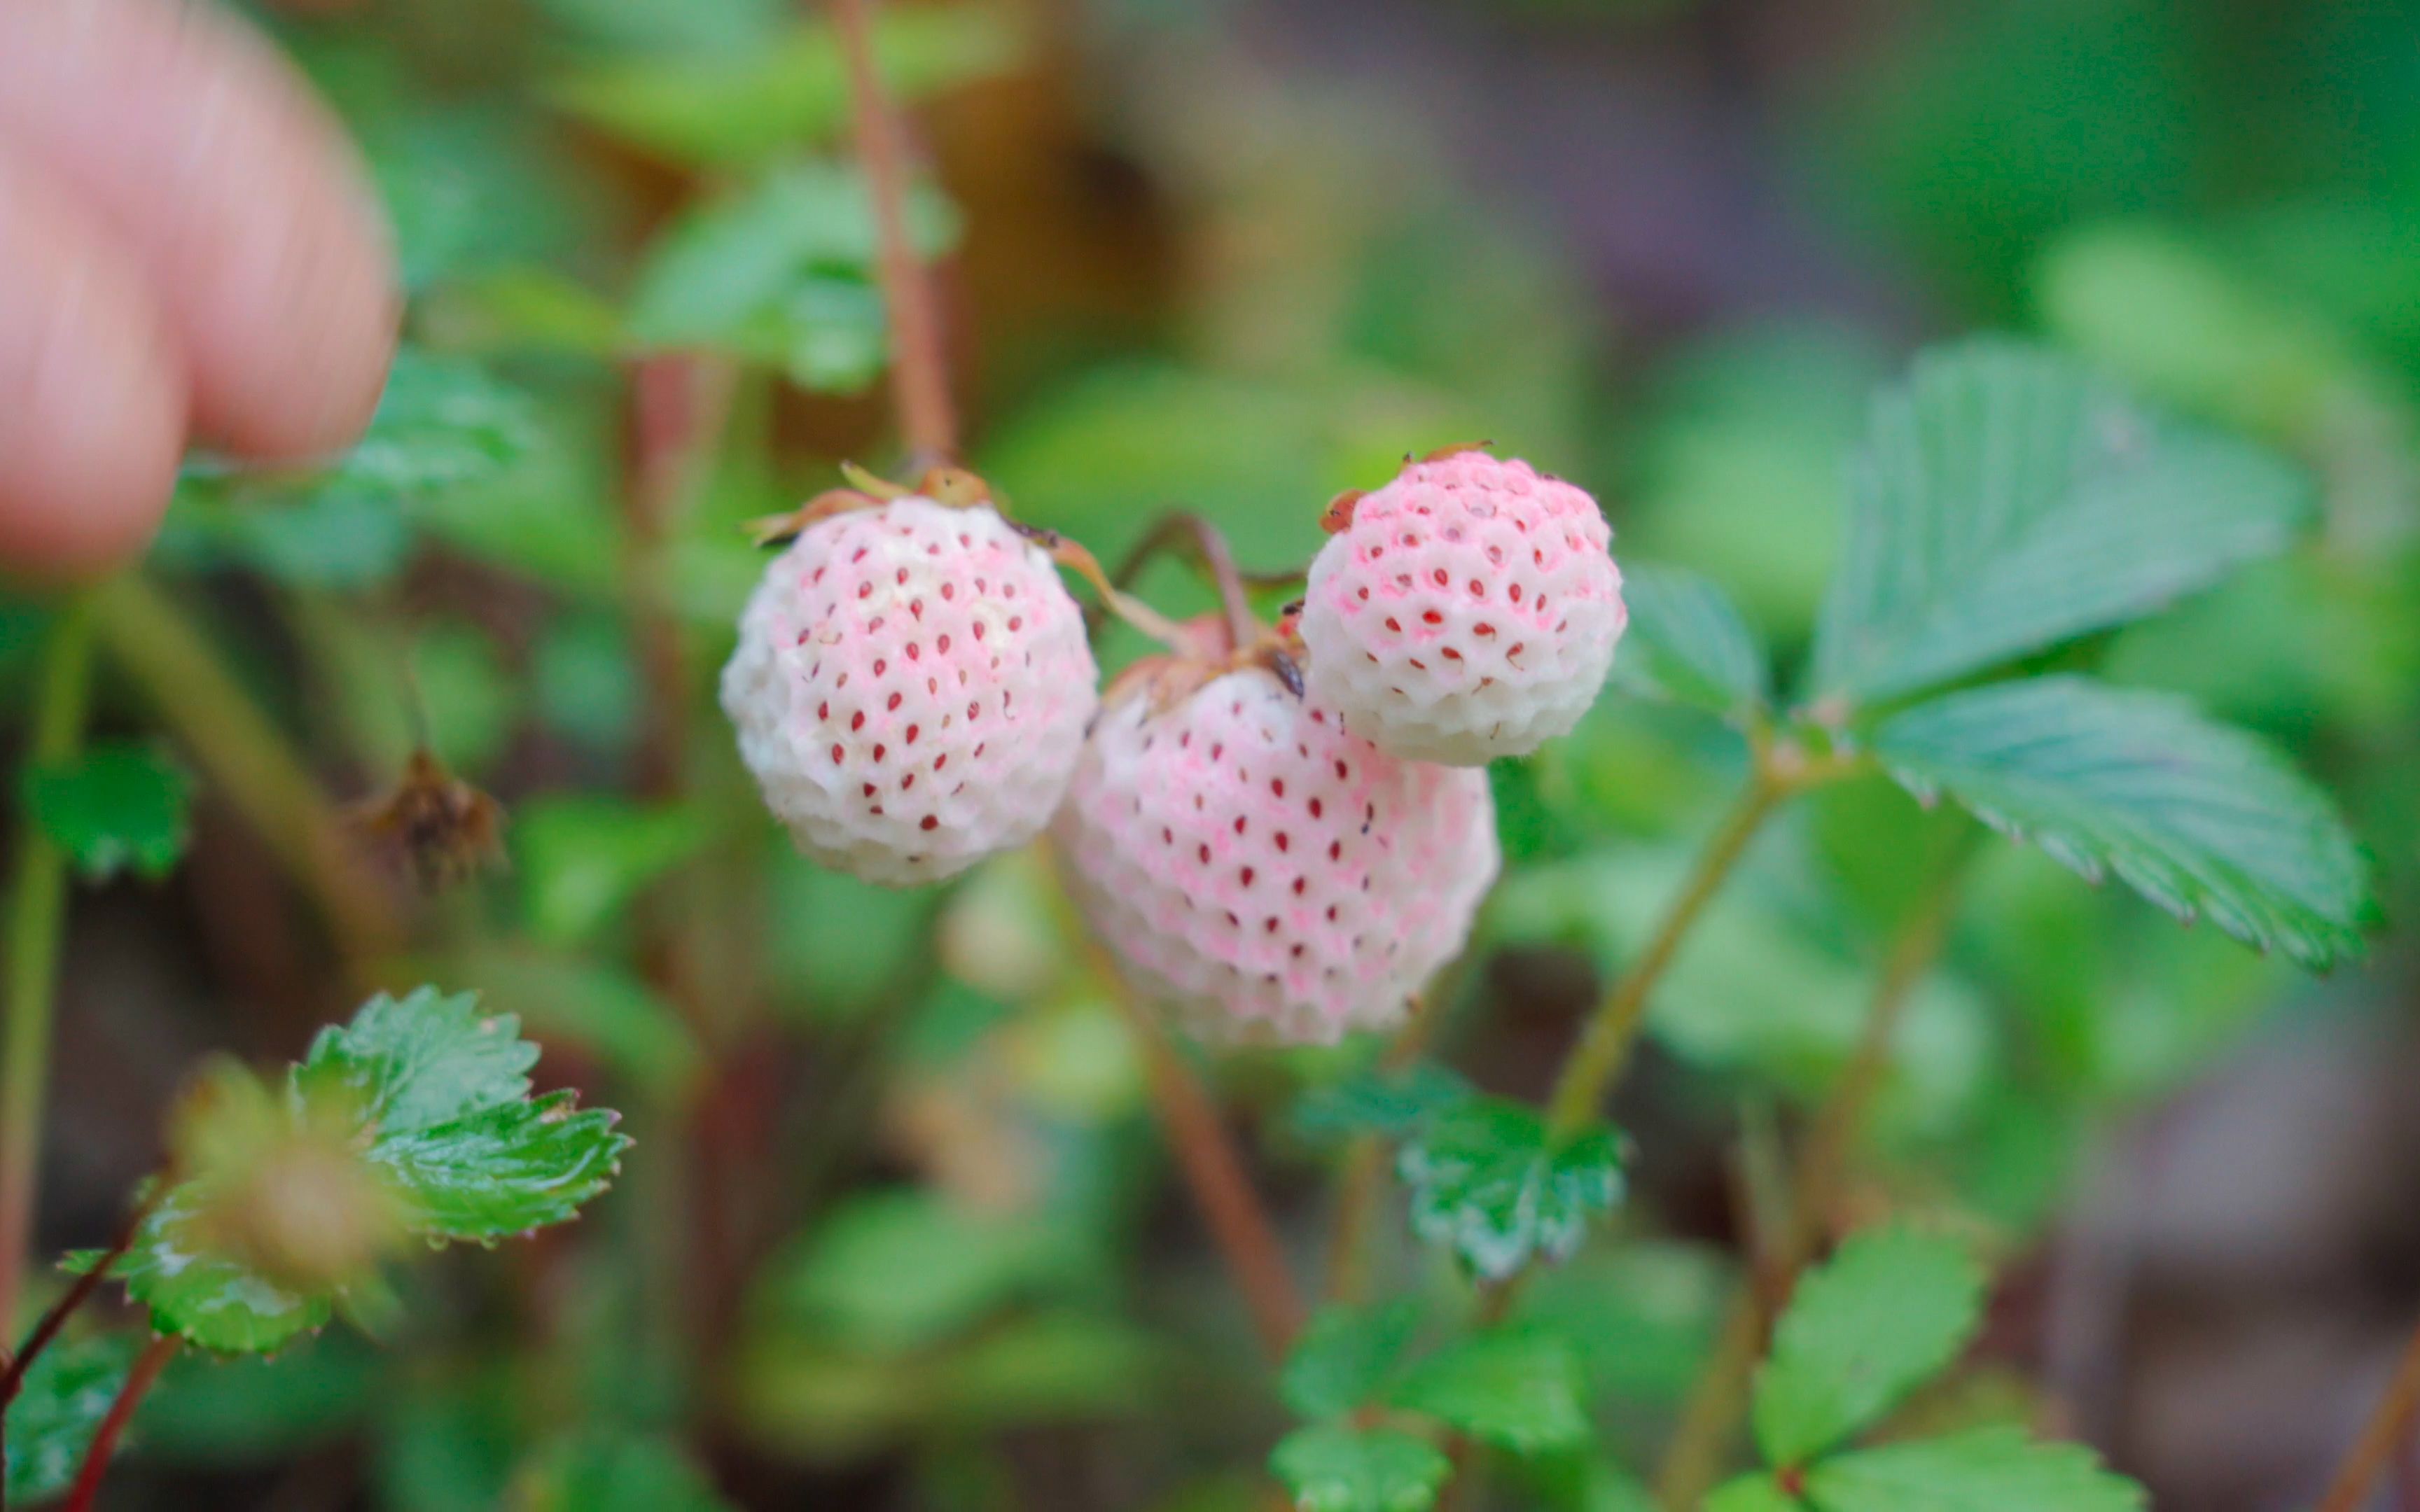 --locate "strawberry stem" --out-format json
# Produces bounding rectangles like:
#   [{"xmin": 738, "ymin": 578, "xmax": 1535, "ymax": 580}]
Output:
[{"xmin": 833, "ymin": 0, "xmax": 959, "ymax": 468}]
